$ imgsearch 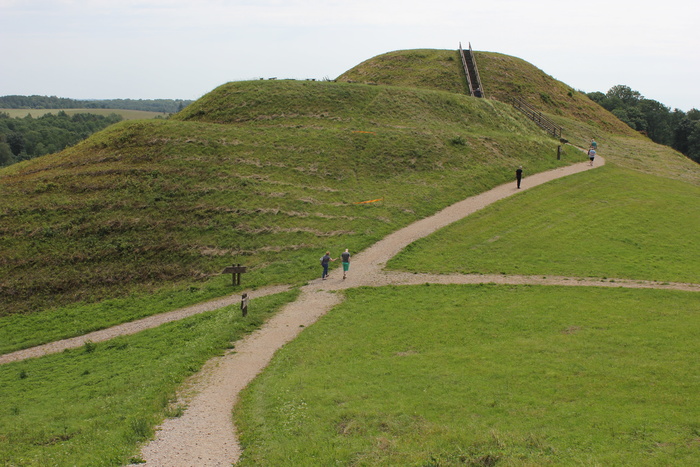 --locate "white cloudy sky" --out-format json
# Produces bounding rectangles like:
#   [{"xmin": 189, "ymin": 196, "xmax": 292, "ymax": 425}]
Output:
[{"xmin": 1, "ymin": 0, "xmax": 698, "ymax": 110}]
